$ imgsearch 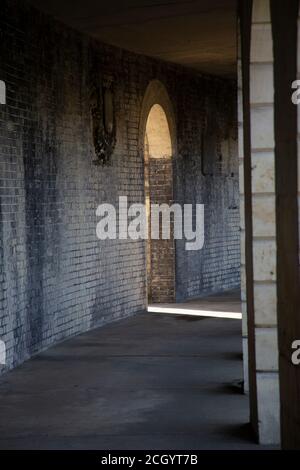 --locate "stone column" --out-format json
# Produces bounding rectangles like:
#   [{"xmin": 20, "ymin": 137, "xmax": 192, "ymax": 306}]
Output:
[
  {"xmin": 271, "ymin": 0, "xmax": 300, "ymax": 449},
  {"xmin": 249, "ymin": 0, "xmax": 280, "ymax": 445},
  {"xmin": 239, "ymin": 0, "xmax": 258, "ymax": 437},
  {"xmin": 249, "ymin": 0, "xmax": 280, "ymax": 444},
  {"xmin": 240, "ymin": 0, "xmax": 280, "ymax": 444},
  {"xmin": 238, "ymin": 18, "xmax": 249, "ymax": 394}
]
